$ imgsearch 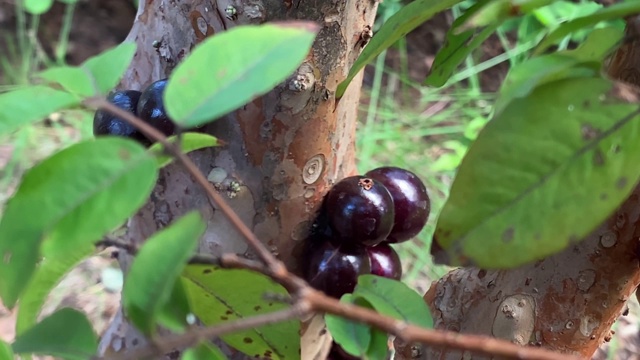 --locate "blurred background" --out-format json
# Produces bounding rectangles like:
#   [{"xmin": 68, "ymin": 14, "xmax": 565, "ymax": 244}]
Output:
[{"xmin": 0, "ymin": 0, "xmax": 638, "ymax": 358}]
